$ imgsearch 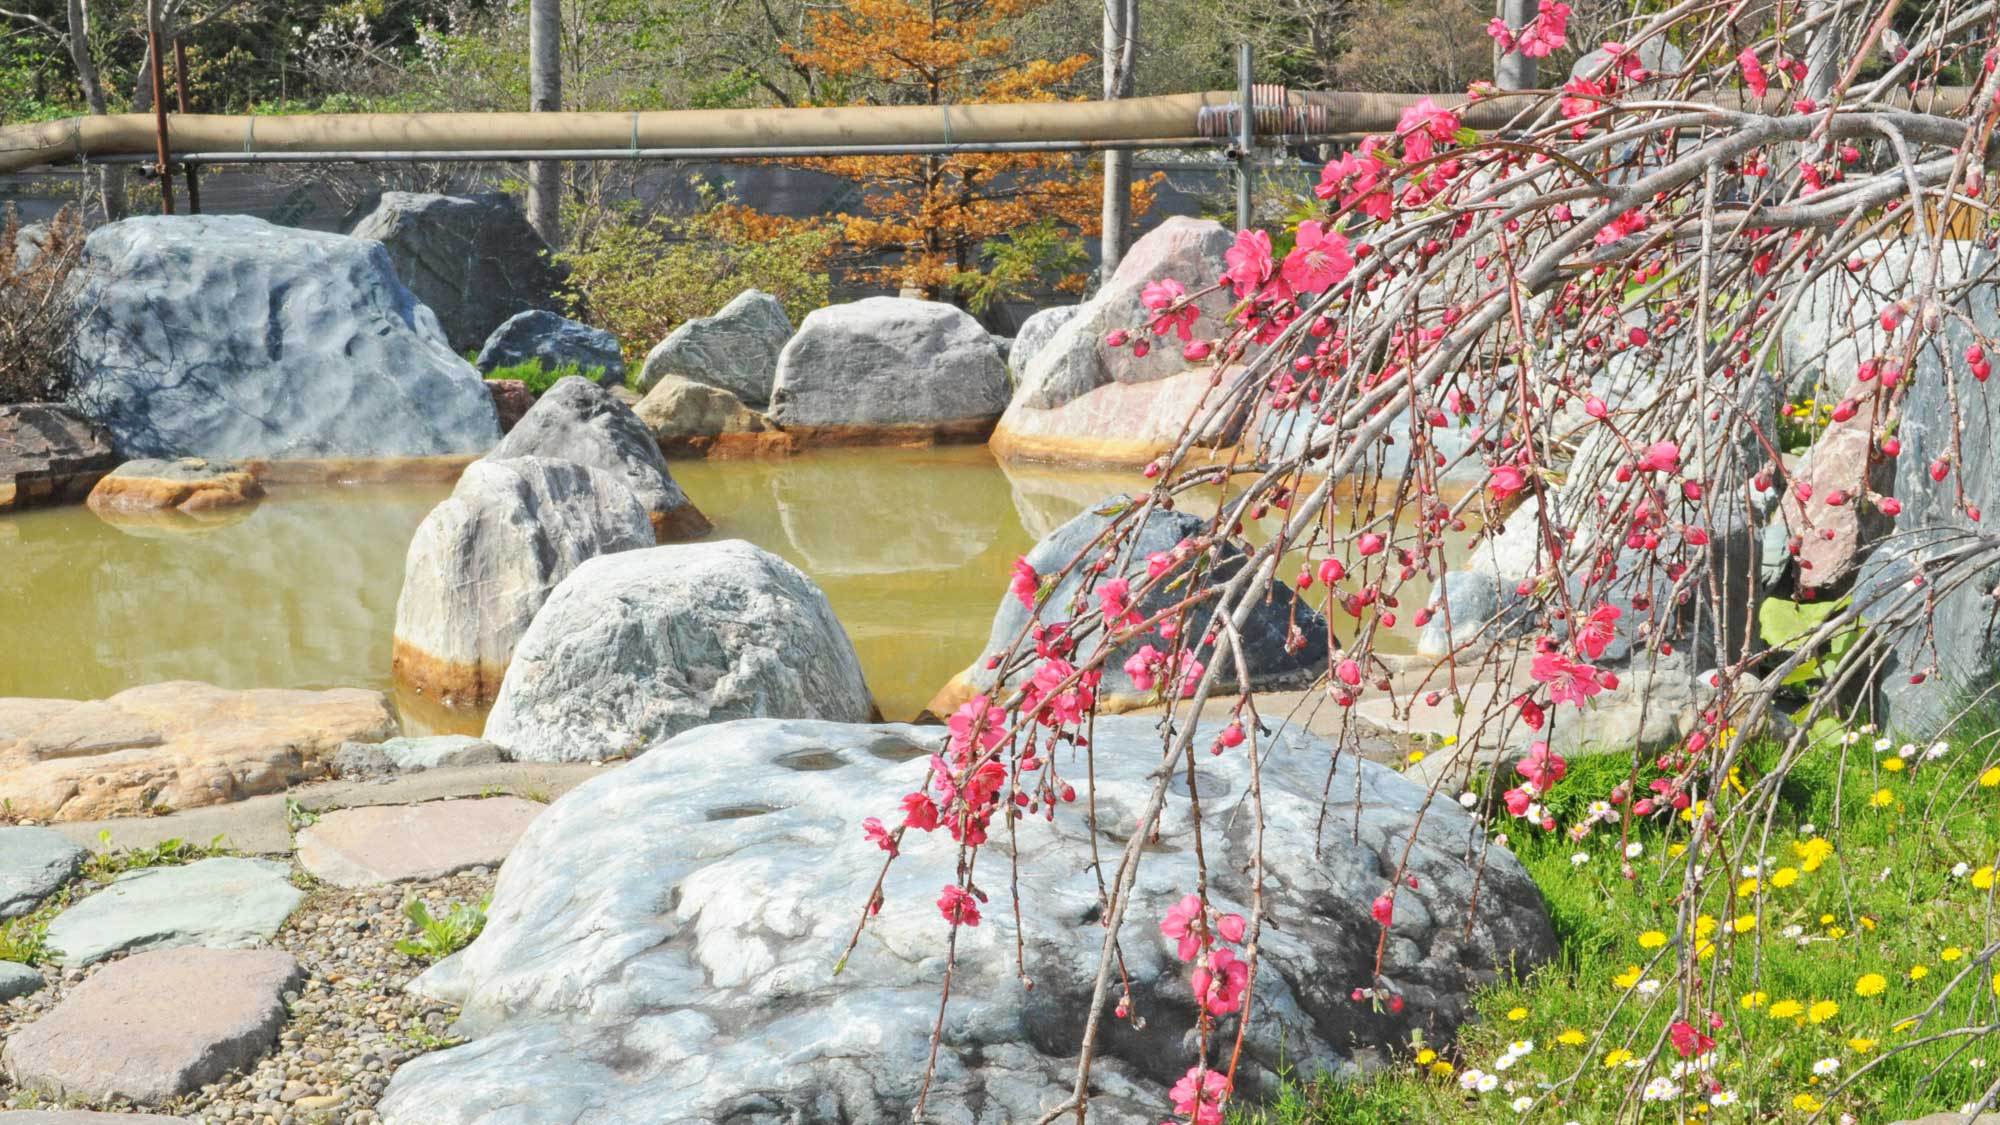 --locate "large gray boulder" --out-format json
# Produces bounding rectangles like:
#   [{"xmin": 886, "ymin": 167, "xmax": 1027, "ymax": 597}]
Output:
[
  {"xmin": 379, "ymin": 716, "xmax": 1555, "ymax": 1124},
  {"xmin": 475, "ymin": 310, "xmax": 626, "ymax": 386},
  {"xmin": 484, "ymin": 375, "xmax": 709, "ymax": 542},
  {"xmin": 637, "ymin": 289, "xmax": 792, "ymax": 404},
  {"xmin": 349, "ymin": 191, "xmax": 565, "ymax": 352},
  {"xmin": 392, "ymin": 456, "xmax": 656, "ymax": 707},
  {"xmin": 1010, "ymin": 304, "xmax": 1081, "ymax": 374},
  {"xmin": 483, "ymin": 542, "xmax": 875, "ymax": 763},
  {"xmin": 66, "ymin": 215, "xmax": 500, "ymax": 461},
  {"xmin": 0, "ymin": 403, "xmax": 117, "ymax": 512},
  {"xmin": 1012, "ymin": 217, "xmax": 1234, "ymax": 412},
  {"xmin": 935, "ymin": 497, "xmax": 1328, "ymax": 713},
  {"xmin": 768, "ymin": 297, "xmax": 1010, "ymax": 435}
]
